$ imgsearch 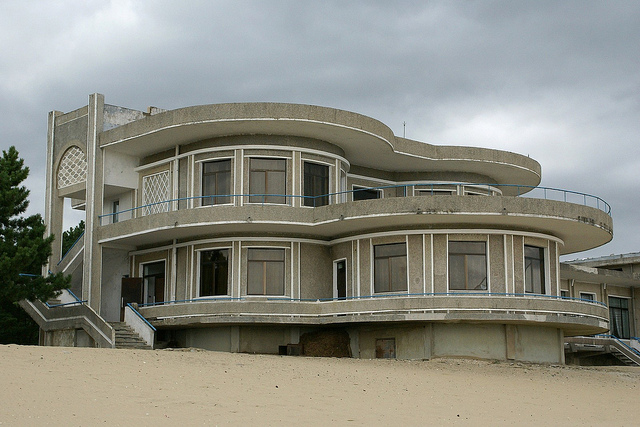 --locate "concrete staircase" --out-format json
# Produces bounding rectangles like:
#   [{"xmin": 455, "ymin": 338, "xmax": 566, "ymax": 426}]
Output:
[{"xmin": 110, "ymin": 322, "xmax": 152, "ymax": 350}]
